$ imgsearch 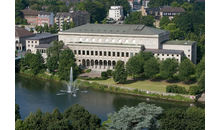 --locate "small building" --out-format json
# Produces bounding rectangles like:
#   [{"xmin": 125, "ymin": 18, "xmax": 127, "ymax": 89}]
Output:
[
  {"xmin": 26, "ymin": 33, "xmax": 58, "ymax": 53},
  {"xmin": 15, "ymin": 27, "xmax": 35, "ymax": 51},
  {"xmin": 54, "ymin": 11, "xmax": 90, "ymax": 30},
  {"xmin": 21, "ymin": 9, "xmax": 39, "ymax": 25},
  {"xmin": 160, "ymin": 7, "xmax": 185, "ymax": 20},
  {"xmin": 38, "ymin": 12, "xmax": 54, "ymax": 27},
  {"xmin": 108, "ymin": 6, "xmax": 124, "ymax": 21}
]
